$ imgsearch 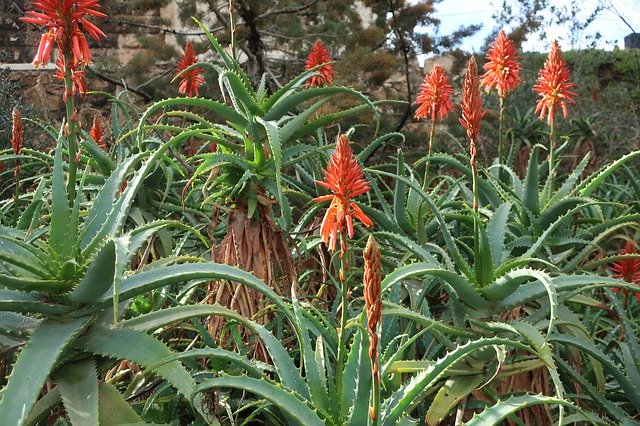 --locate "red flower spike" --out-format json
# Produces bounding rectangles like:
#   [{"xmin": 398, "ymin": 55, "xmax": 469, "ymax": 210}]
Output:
[
  {"xmin": 459, "ymin": 57, "xmax": 485, "ymax": 142},
  {"xmin": 533, "ymin": 40, "xmax": 577, "ymax": 126},
  {"xmin": 21, "ymin": 0, "xmax": 107, "ymax": 68},
  {"xmin": 175, "ymin": 41, "xmax": 205, "ymax": 97},
  {"xmin": 89, "ymin": 116, "xmax": 105, "ymax": 150},
  {"xmin": 305, "ymin": 39, "xmax": 335, "ymax": 88},
  {"xmin": 314, "ymin": 134, "xmax": 373, "ymax": 251},
  {"xmin": 610, "ymin": 240, "xmax": 640, "ymax": 301},
  {"xmin": 415, "ymin": 64, "xmax": 455, "ymax": 122},
  {"xmin": 481, "ymin": 29, "xmax": 523, "ymax": 98}
]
